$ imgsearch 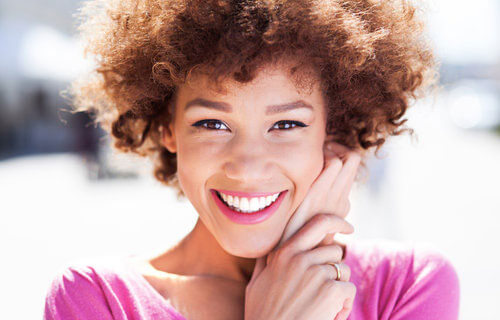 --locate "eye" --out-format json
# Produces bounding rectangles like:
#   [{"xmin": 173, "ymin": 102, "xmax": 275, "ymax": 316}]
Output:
[
  {"xmin": 192, "ymin": 119, "xmax": 230, "ymax": 131},
  {"xmin": 271, "ymin": 120, "xmax": 308, "ymax": 131},
  {"xmin": 191, "ymin": 119, "xmax": 308, "ymax": 132}
]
